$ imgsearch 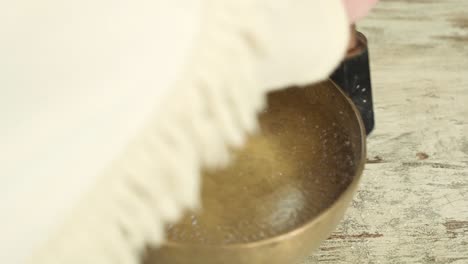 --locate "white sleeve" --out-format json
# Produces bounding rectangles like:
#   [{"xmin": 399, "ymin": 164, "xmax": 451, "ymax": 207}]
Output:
[
  {"xmin": 0, "ymin": 1, "xmax": 201, "ymax": 263},
  {"xmin": 254, "ymin": 0, "xmax": 349, "ymax": 89},
  {"xmin": 0, "ymin": 0, "xmax": 348, "ymax": 263}
]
